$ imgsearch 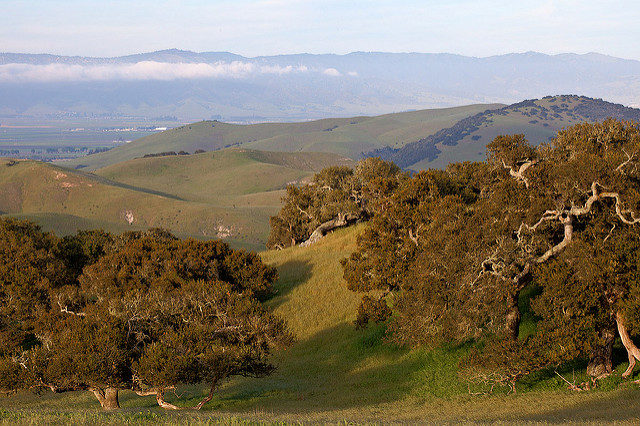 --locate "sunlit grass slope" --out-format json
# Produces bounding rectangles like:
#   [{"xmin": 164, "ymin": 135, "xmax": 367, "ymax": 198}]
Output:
[
  {"xmin": 0, "ymin": 150, "xmax": 350, "ymax": 249},
  {"xmin": 95, "ymin": 149, "xmax": 351, "ymax": 205},
  {"xmin": 61, "ymin": 104, "xmax": 498, "ymax": 170},
  {"xmin": 0, "ymin": 157, "xmax": 260, "ymax": 248},
  {"xmin": 2, "ymin": 226, "xmax": 640, "ymax": 424},
  {"xmin": 193, "ymin": 226, "xmax": 640, "ymax": 422}
]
